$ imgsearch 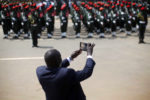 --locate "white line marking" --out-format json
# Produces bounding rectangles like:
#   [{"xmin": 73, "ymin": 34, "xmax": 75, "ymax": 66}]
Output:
[{"xmin": 0, "ymin": 57, "xmax": 43, "ymax": 61}]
